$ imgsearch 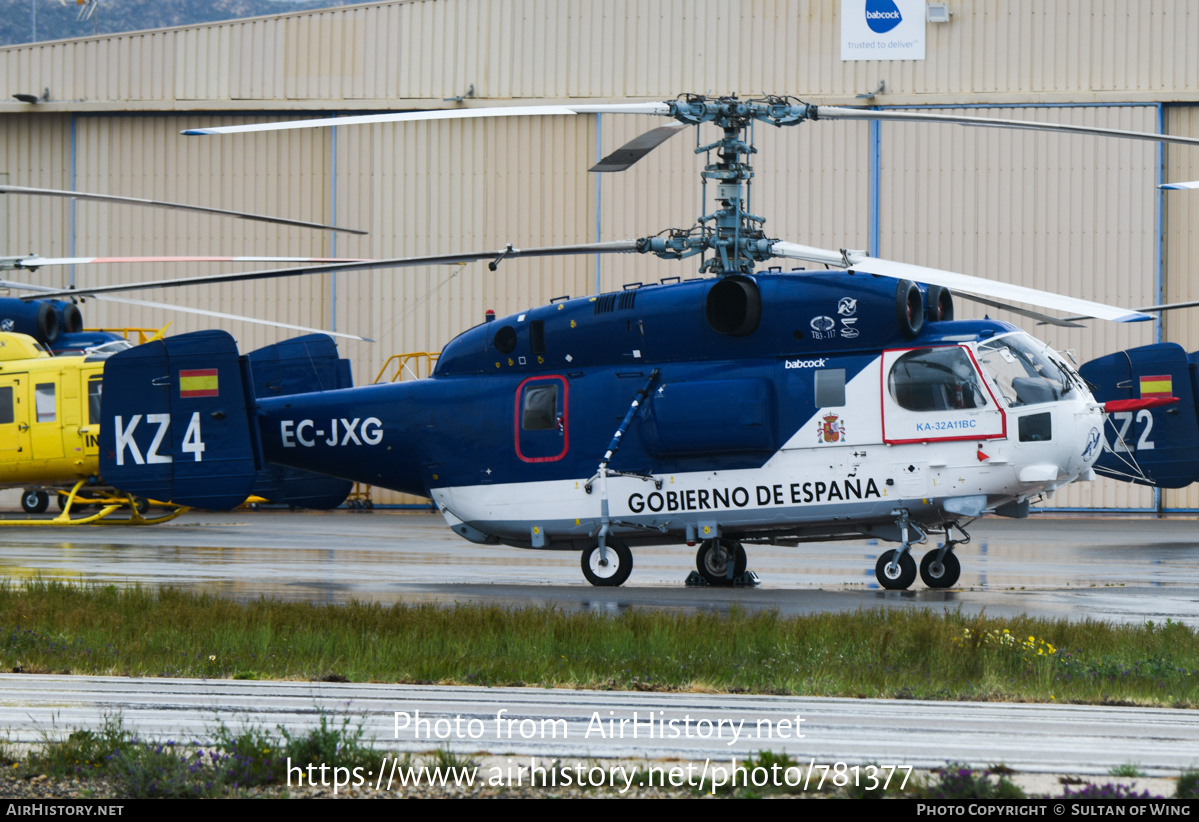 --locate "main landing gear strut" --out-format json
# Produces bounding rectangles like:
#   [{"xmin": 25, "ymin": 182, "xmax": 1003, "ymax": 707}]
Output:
[
  {"xmin": 693, "ymin": 538, "xmax": 754, "ymax": 586},
  {"xmin": 874, "ymin": 510, "xmax": 967, "ymax": 590}
]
